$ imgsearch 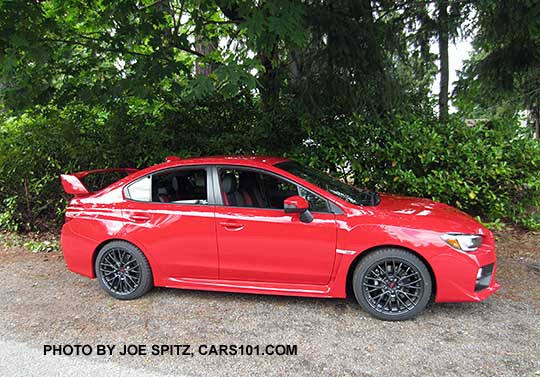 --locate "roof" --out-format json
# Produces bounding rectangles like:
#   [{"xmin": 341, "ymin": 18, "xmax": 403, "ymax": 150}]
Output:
[
  {"xmin": 164, "ymin": 155, "xmax": 290, "ymax": 166},
  {"xmin": 124, "ymin": 155, "xmax": 292, "ymax": 181}
]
